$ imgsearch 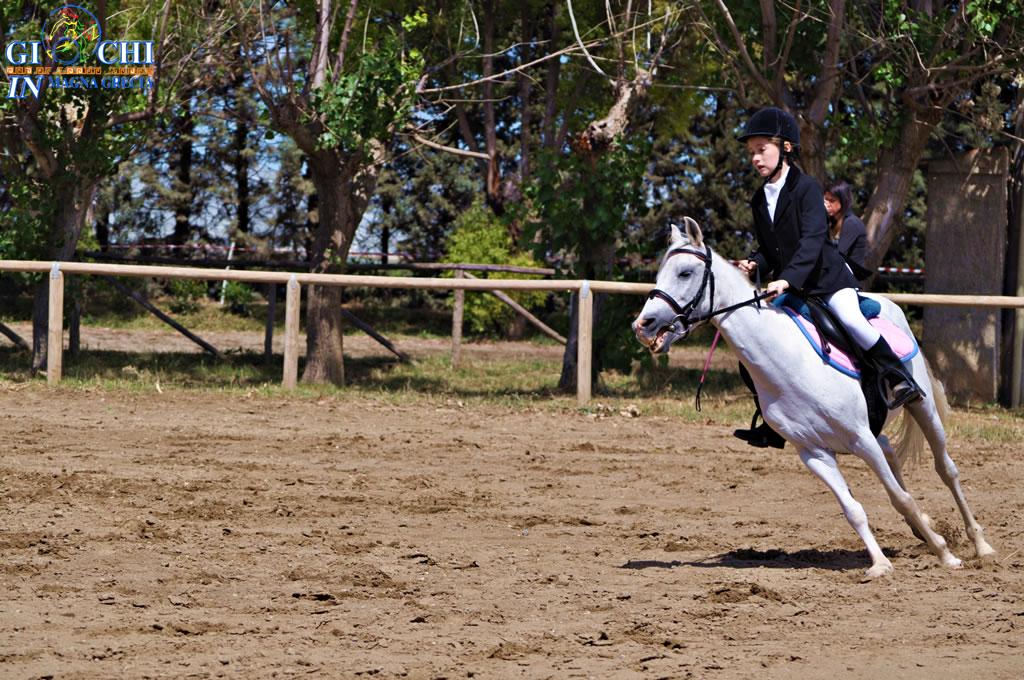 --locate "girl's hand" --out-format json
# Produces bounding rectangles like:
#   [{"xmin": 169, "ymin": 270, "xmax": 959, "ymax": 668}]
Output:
[
  {"xmin": 764, "ymin": 279, "xmax": 790, "ymax": 299},
  {"xmin": 737, "ymin": 260, "xmax": 757, "ymax": 276}
]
